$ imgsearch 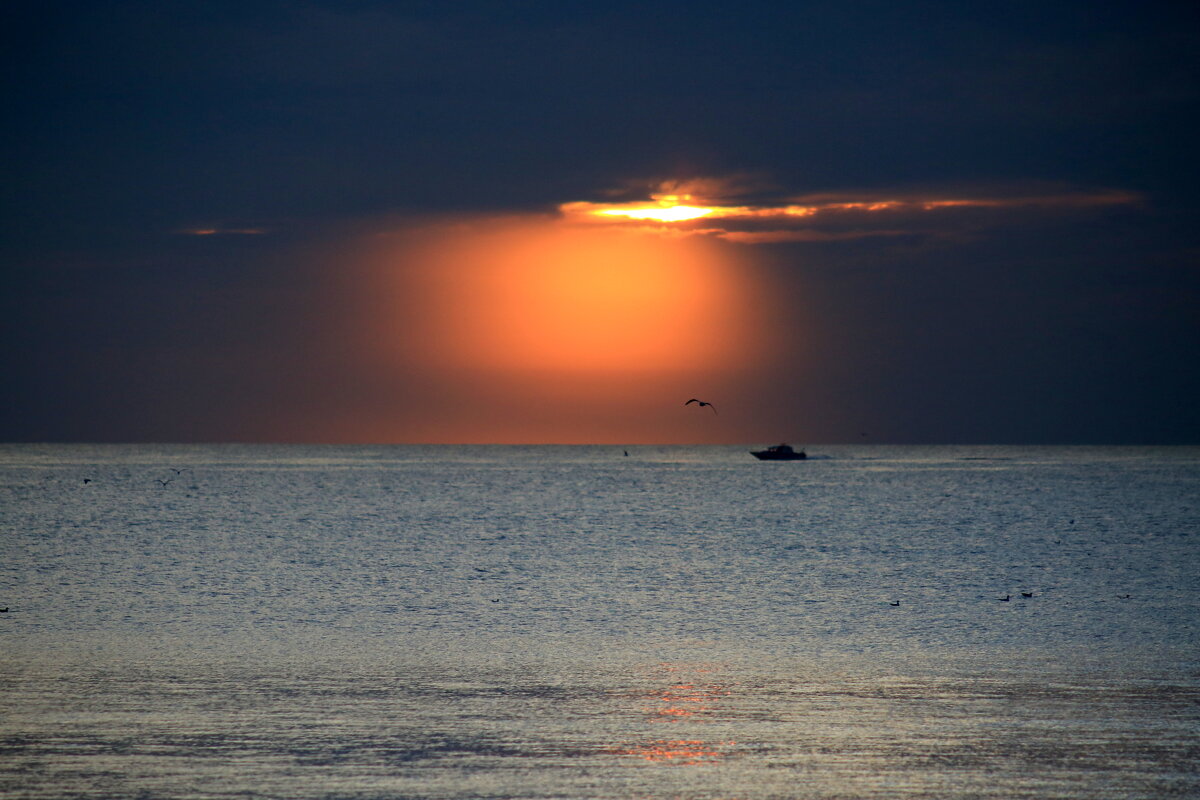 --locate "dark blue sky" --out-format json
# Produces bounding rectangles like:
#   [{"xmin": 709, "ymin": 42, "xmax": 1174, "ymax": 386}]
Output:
[{"xmin": 3, "ymin": 1, "xmax": 1198, "ymax": 442}]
